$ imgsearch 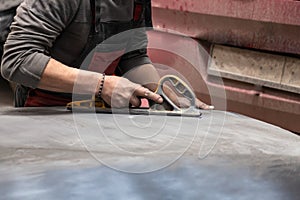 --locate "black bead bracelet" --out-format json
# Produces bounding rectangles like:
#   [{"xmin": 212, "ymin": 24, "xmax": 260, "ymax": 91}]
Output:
[{"xmin": 96, "ymin": 73, "xmax": 105, "ymax": 99}]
